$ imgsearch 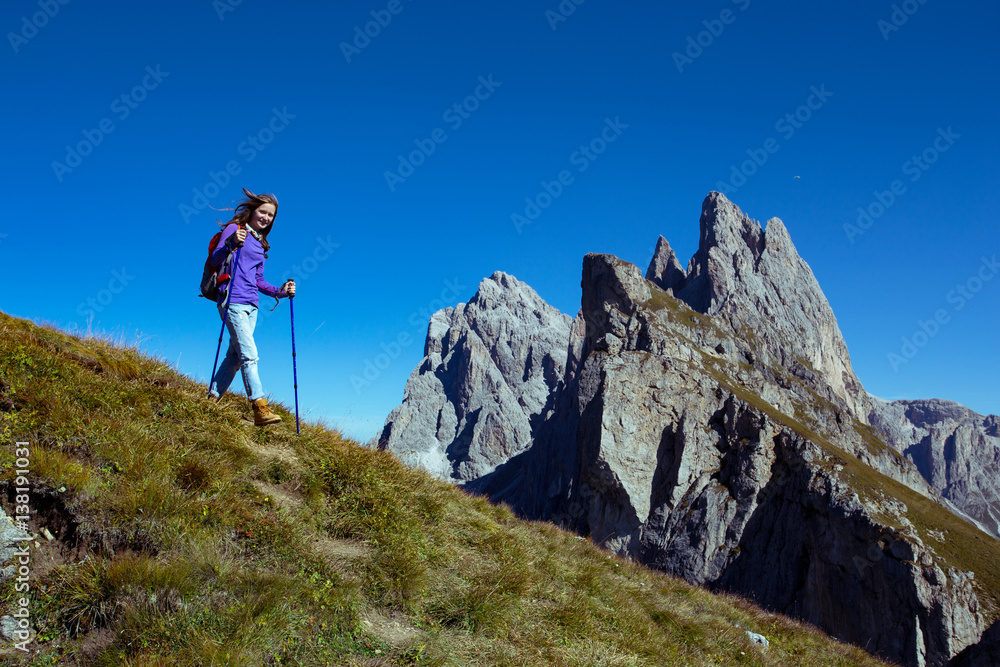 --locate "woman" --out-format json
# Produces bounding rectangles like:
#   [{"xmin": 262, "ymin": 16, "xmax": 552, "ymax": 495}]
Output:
[{"xmin": 208, "ymin": 188, "xmax": 296, "ymax": 426}]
